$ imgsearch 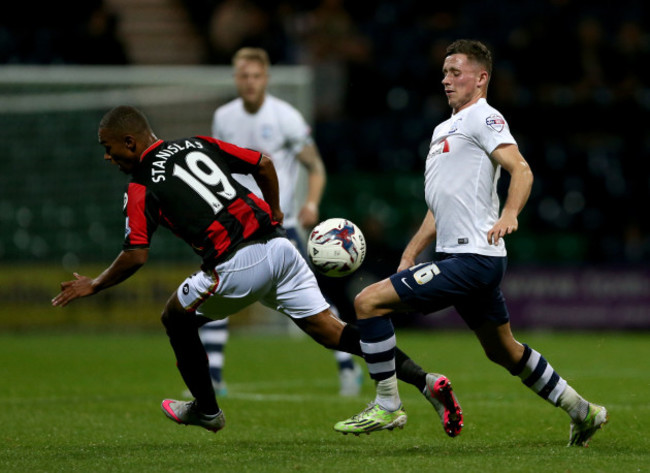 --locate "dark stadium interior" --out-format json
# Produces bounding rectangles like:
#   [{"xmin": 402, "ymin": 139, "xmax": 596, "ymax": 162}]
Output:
[
  {"xmin": 1, "ymin": 0, "xmax": 648, "ymax": 266},
  {"xmin": 1, "ymin": 6, "xmax": 647, "ymax": 464}
]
